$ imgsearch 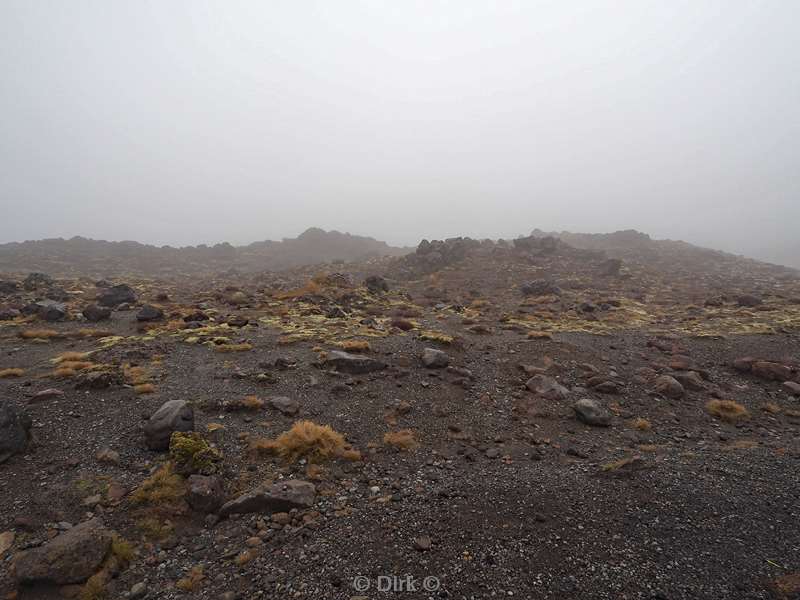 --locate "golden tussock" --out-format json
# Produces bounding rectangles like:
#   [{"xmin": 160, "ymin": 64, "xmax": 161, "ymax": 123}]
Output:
[
  {"xmin": 250, "ymin": 420, "xmax": 361, "ymax": 463},
  {"xmin": 706, "ymin": 399, "xmax": 750, "ymax": 423},
  {"xmin": 383, "ymin": 429, "xmax": 419, "ymax": 451}
]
